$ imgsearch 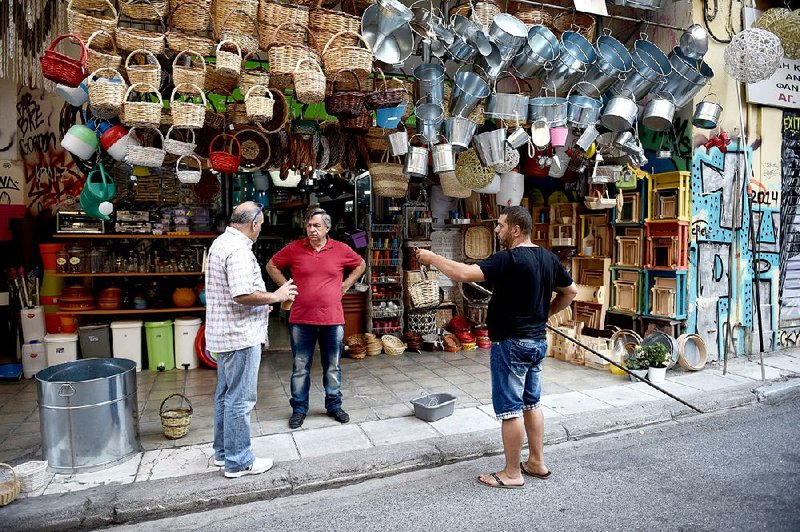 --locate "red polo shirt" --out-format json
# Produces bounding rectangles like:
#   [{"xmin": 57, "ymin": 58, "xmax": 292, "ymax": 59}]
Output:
[{"xmin": 270, "ymin": 237, "xmax": 364, "ymax": 325}]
